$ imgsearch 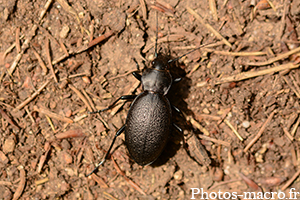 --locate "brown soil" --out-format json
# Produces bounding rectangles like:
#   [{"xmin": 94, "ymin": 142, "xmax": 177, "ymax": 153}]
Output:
[{"xmin": 1, "ymin": 0, "xmax": 300, "ymax": 199}]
